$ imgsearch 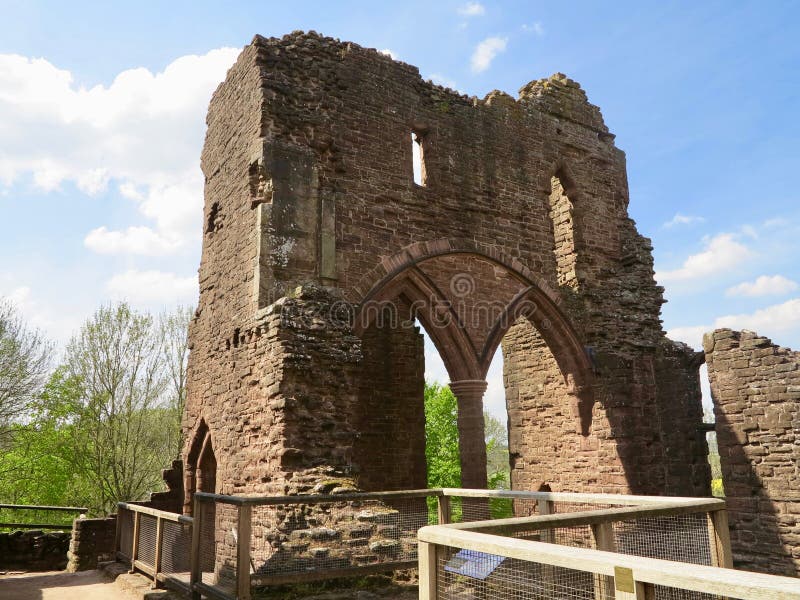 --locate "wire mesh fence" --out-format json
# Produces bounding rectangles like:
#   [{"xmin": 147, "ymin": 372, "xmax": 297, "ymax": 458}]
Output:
[
  {"xmin": 160, "ymin": 518, "xmax": 192, "ymax": 585},
  {"xmin": 137, "ymin": 513, "xmax": 158, "ymax": 568},
  {"xmin": 197, "ymin": 499, "xmax": 239, "ymax": 594},
  {"xmin": 114, "ymin": 490, "xmax": 744, "ymax": 600},
  {"xmin": 433, "ymin": 507, "xmax": 723, "ymax": 600},
  {"xmin": 613, "ymin": 513, "xmax": 717, "ymax": 600},
  {"xmin": 448, "ymin": 494, "xmax": 623, "ymax": 524},
  {"xmin": 436, "ymin": 544, "xmax": 609, "ymax": 600},
  {"xmin": 117, "ymin": 506, "xmax": 134, "ymax": 560},
  {"xmin": 248, "ymin": 494, "xmax": 436, "ymax": 581}
]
